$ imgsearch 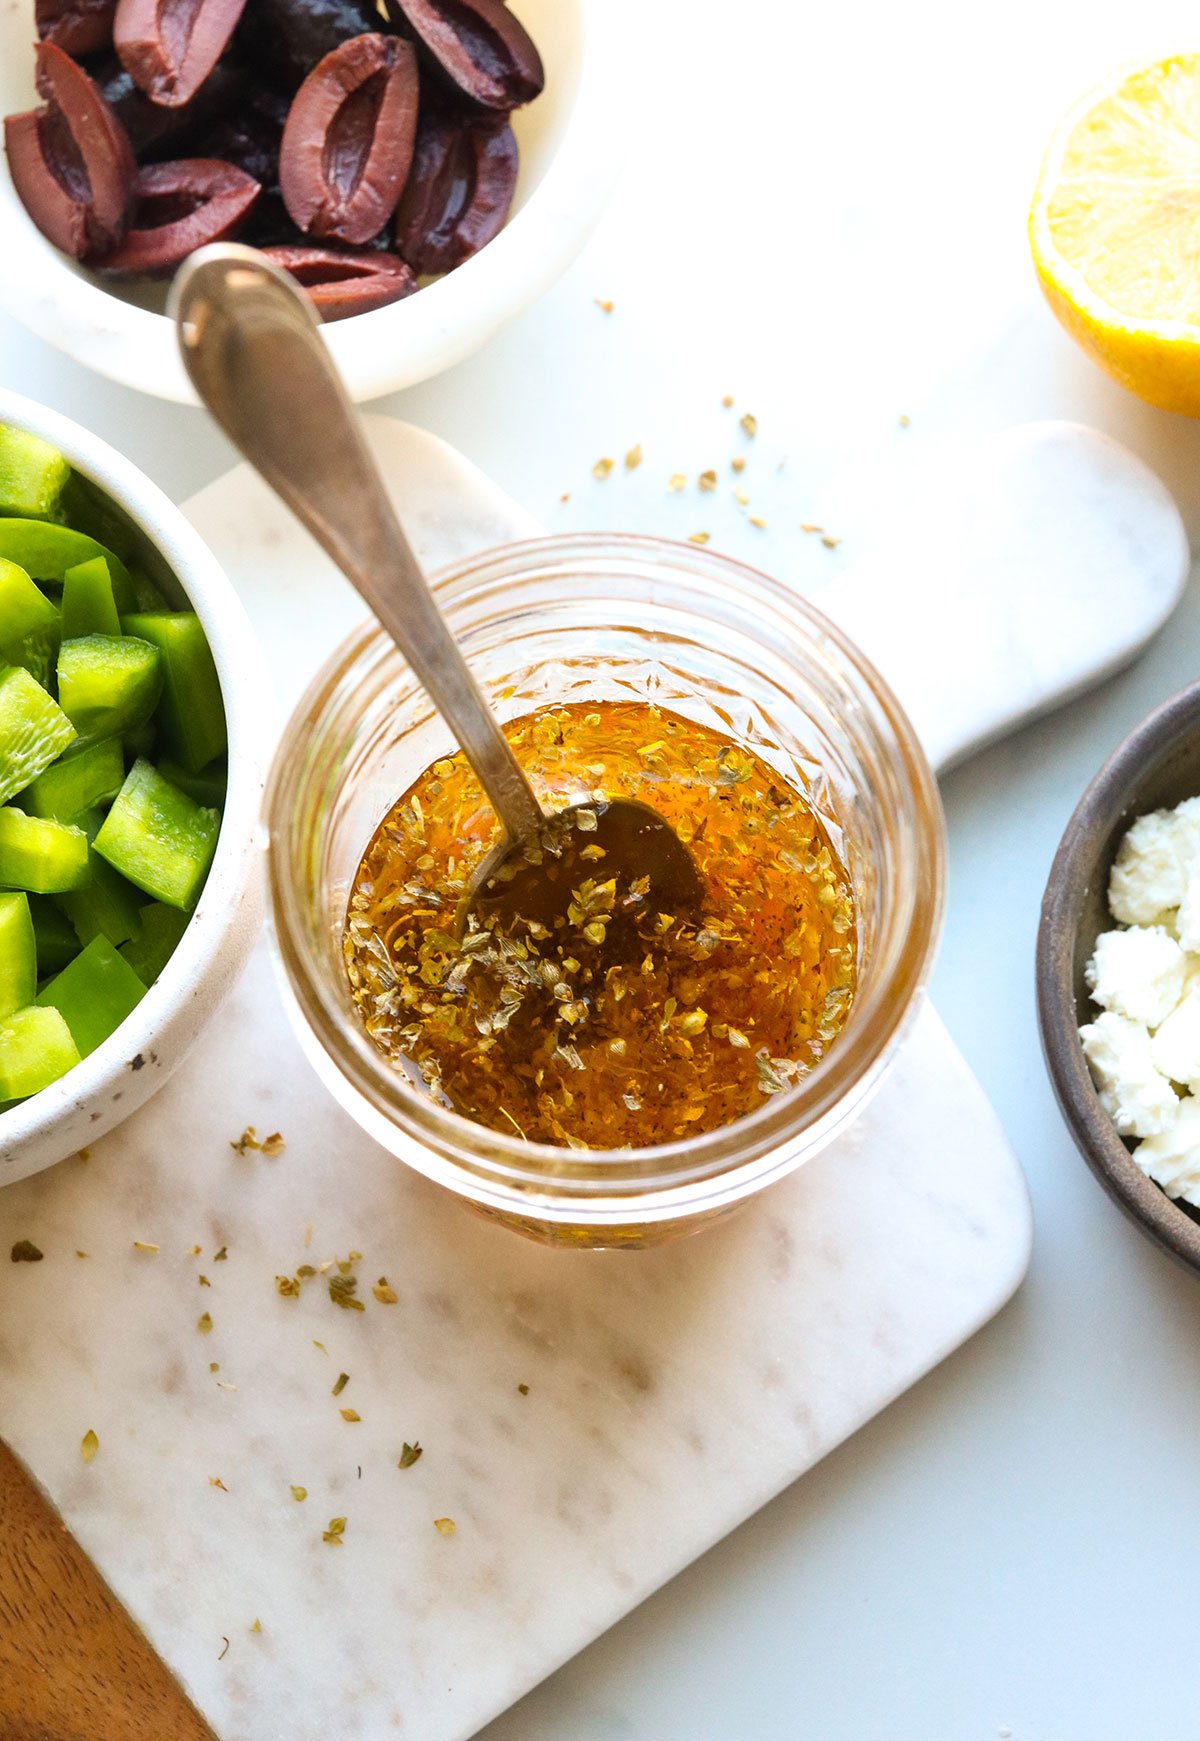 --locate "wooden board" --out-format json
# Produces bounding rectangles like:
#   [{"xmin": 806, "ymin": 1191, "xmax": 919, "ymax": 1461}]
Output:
[{"xmin": 0, "ymin": 1443, "xmax": 213, "ymax": 1740}]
